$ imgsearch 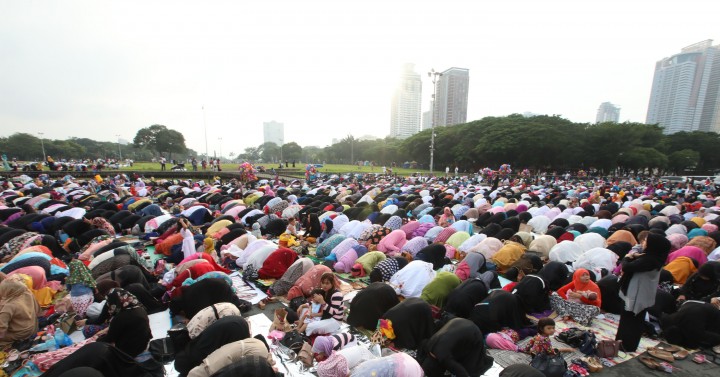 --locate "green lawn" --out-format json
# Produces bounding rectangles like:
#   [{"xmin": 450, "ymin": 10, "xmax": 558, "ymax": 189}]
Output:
[{"xmin": 120, "ymin": 162, "xmax": 432, "ymax": 176}]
